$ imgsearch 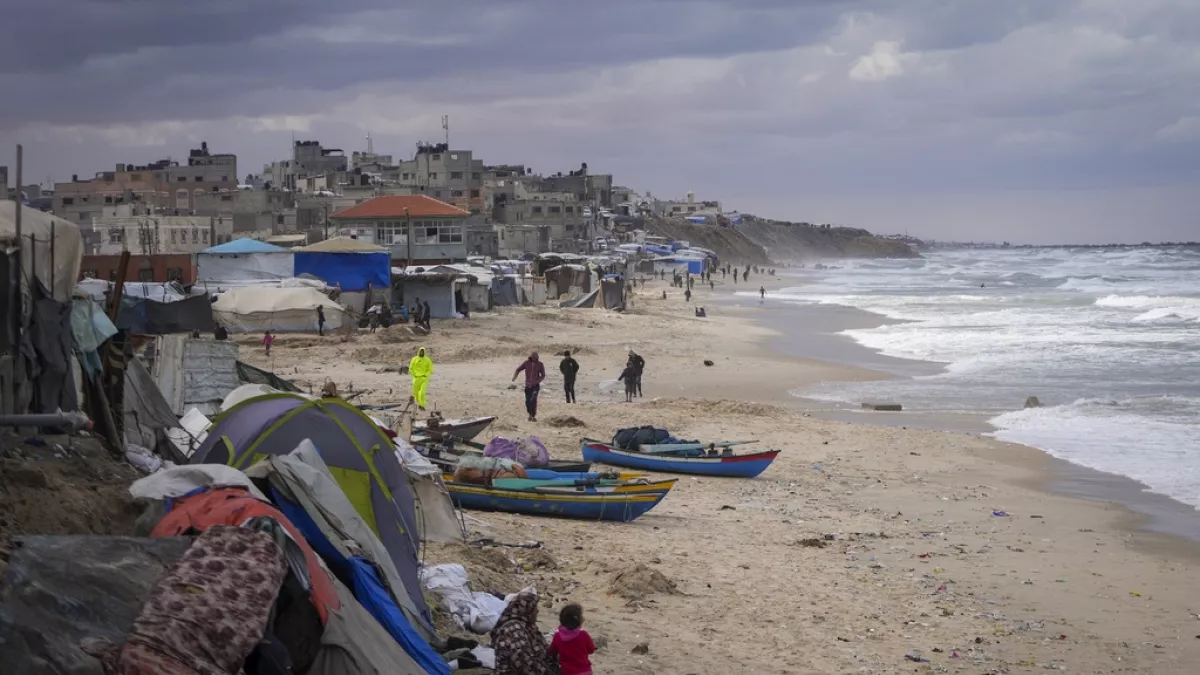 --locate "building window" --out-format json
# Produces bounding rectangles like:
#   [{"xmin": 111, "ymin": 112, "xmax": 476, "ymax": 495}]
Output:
[
  {"xmin": 176, "ymin": 189, "xmax": 190, "ymax": 209},
  {"xmin": 532, "ymin": 206, "xmax": 543, "ymax": 214},
  {"xmin": 413, "ymin": 223, "xmax": 463, "ymax": 245},
  {"xmin": 549, "ymin": 206, "xmax": 561, "ymax": 213},
  {"xmin": 450, "ymin": 171, "xmax": 463, "ymax": 180},
  {"xmin": 470, "ymin": 189, "xmax": 480, "ymax": 198},
  {"xmin": 78, "ymin": 213, "xmax": 87, "ymax": 222},
  {"xmin": 221, "ymin": 194, "xmax": 233, "ymax": 201},
  {"xmin": 221, "ymin": 175, "xmax": 228, "ymax": 182},
  {"xmin": 167, "ymin": 268, "xmax": 183, "ymax": 281},
  {"xmin": 376, "ymin": 221, "xmax": 408, "ymax": 246},
  {"xmin": 202, "ymin": 230, "xmax": 209, "ymax": 243},
  {"xmin": 192, "ymin": 228, "xmax": 200, "ymax": 243},
  {"xmin": 61, "ymin": 197, "xmax": 74, "ymax": 205},
  {"xmin": 130, "ymin": 173, "xmax": 142, "ymax": 181},
  {"xmin": 276, "ymin": 215, "xmax": 284, "ymax": 225},
  {"xmin": 109, "ymin": 229, "xmax": 123, "ymax": 244},
  {"xmin": 177, "ymin": 176, "xmax": 187, "ymax": 182},
  {"xmin": 194, "ymin": 176, "xmax": 203, "ymax": 182},
  {"xmin": 138, "ymin": 268, "xmax": 155, "ymax": 282},
  {"xmin": 565, "ymin": 206, "xmax": 574, "ymax": 213},
  {"xmin": 171, "ymin": 230, "xmax": 178, "ymax": 244},
  {"xmin": 687, "ymin": 206, "xmax": 696, "ymax": 212},
  {"xmin": 104, "ymin": 196, "xmax": 113, "ymax": 204},
  {"xmin": 451, "ymin": 190, "xmax": 464, "ymax": 198},
  {"xmin": 432, "ymin": 154, "xmax": 441, "ymax": 160},
  {"xmin": 429, "ymin": 172, "xmax": 438, "ymax": 180}
]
